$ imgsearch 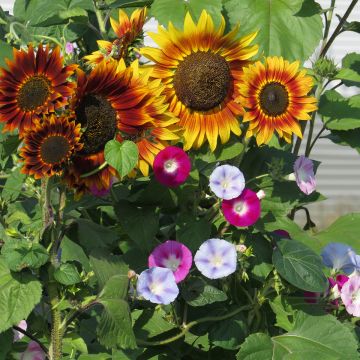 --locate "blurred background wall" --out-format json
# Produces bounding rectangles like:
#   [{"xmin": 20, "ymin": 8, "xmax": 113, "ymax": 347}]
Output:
[{"xmin": 1, "ymin": 0, "xmax": 359, "ymax": 228}]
